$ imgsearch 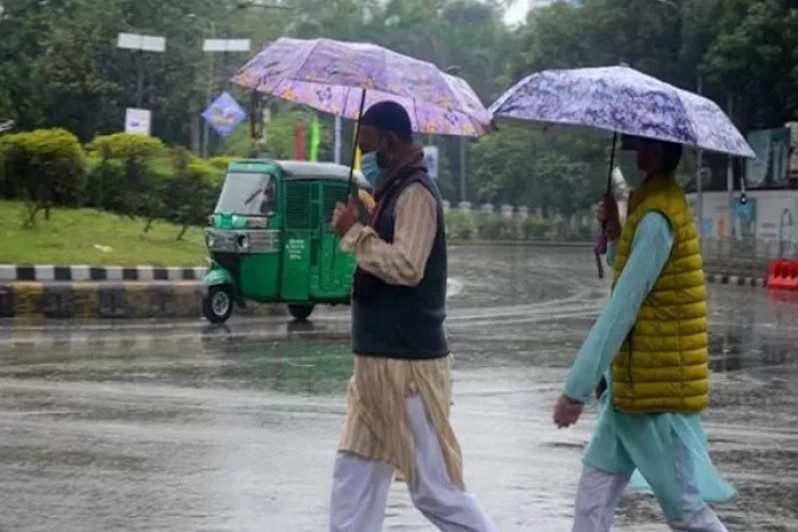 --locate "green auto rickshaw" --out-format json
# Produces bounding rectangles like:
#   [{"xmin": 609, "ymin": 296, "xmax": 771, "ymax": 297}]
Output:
[{"xmin": 202, "ymin": 159, "xmax": 374, "ymax": 323}]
